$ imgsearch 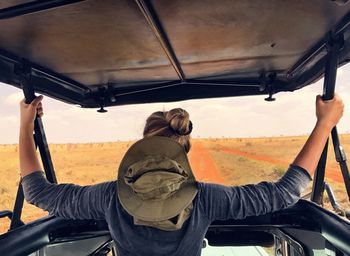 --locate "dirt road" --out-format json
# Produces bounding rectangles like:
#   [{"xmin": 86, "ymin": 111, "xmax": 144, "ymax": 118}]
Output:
[
  {"xmin": 189, "ymin": 141, "xmax": 226, "ymax": 184},
  {"xmin": 189, "ymin": 141, "xmax": 344, "ymax": 184}
]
